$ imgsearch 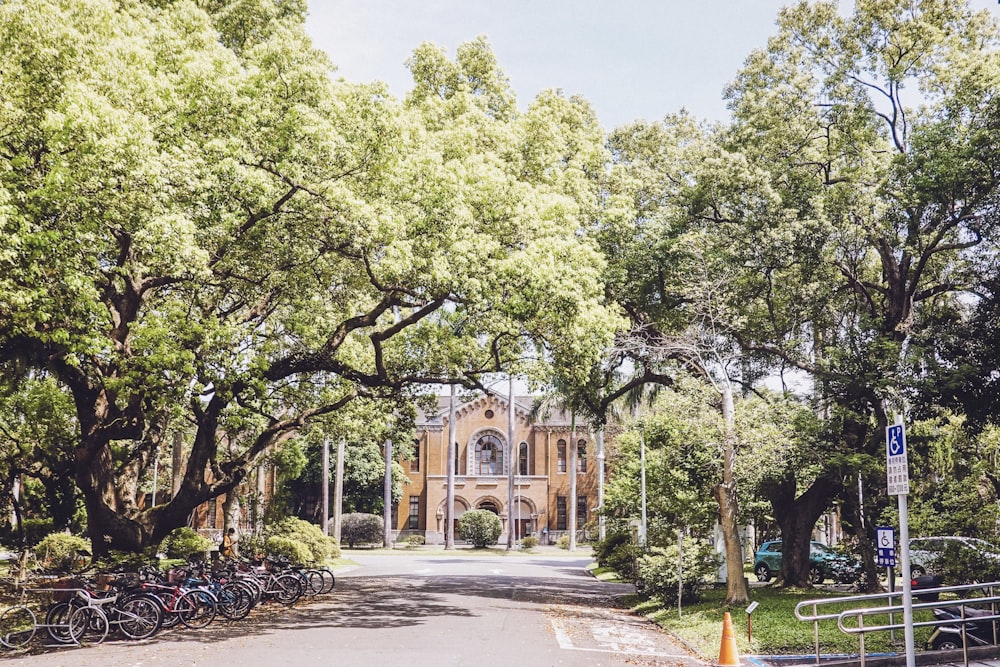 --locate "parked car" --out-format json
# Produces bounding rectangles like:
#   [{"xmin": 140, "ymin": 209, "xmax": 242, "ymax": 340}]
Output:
[
  {"xmin": 909, "ymin": 536, "xmax": 1000, "ymax": 577},
  {"xmin": 753, "ymin": 539, "xmax": 861, "ymax": 584}
]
